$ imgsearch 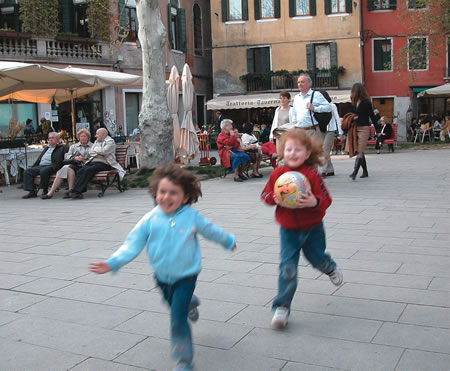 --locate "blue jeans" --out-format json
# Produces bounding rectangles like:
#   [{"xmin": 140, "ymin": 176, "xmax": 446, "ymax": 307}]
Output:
[
  {"xmin": 156, "ymin": 275, "xmax": 197, "ymax": 364},
  {"xmin": 272, "ymin": 222, "xmax": 336, "ymax": 310}
]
